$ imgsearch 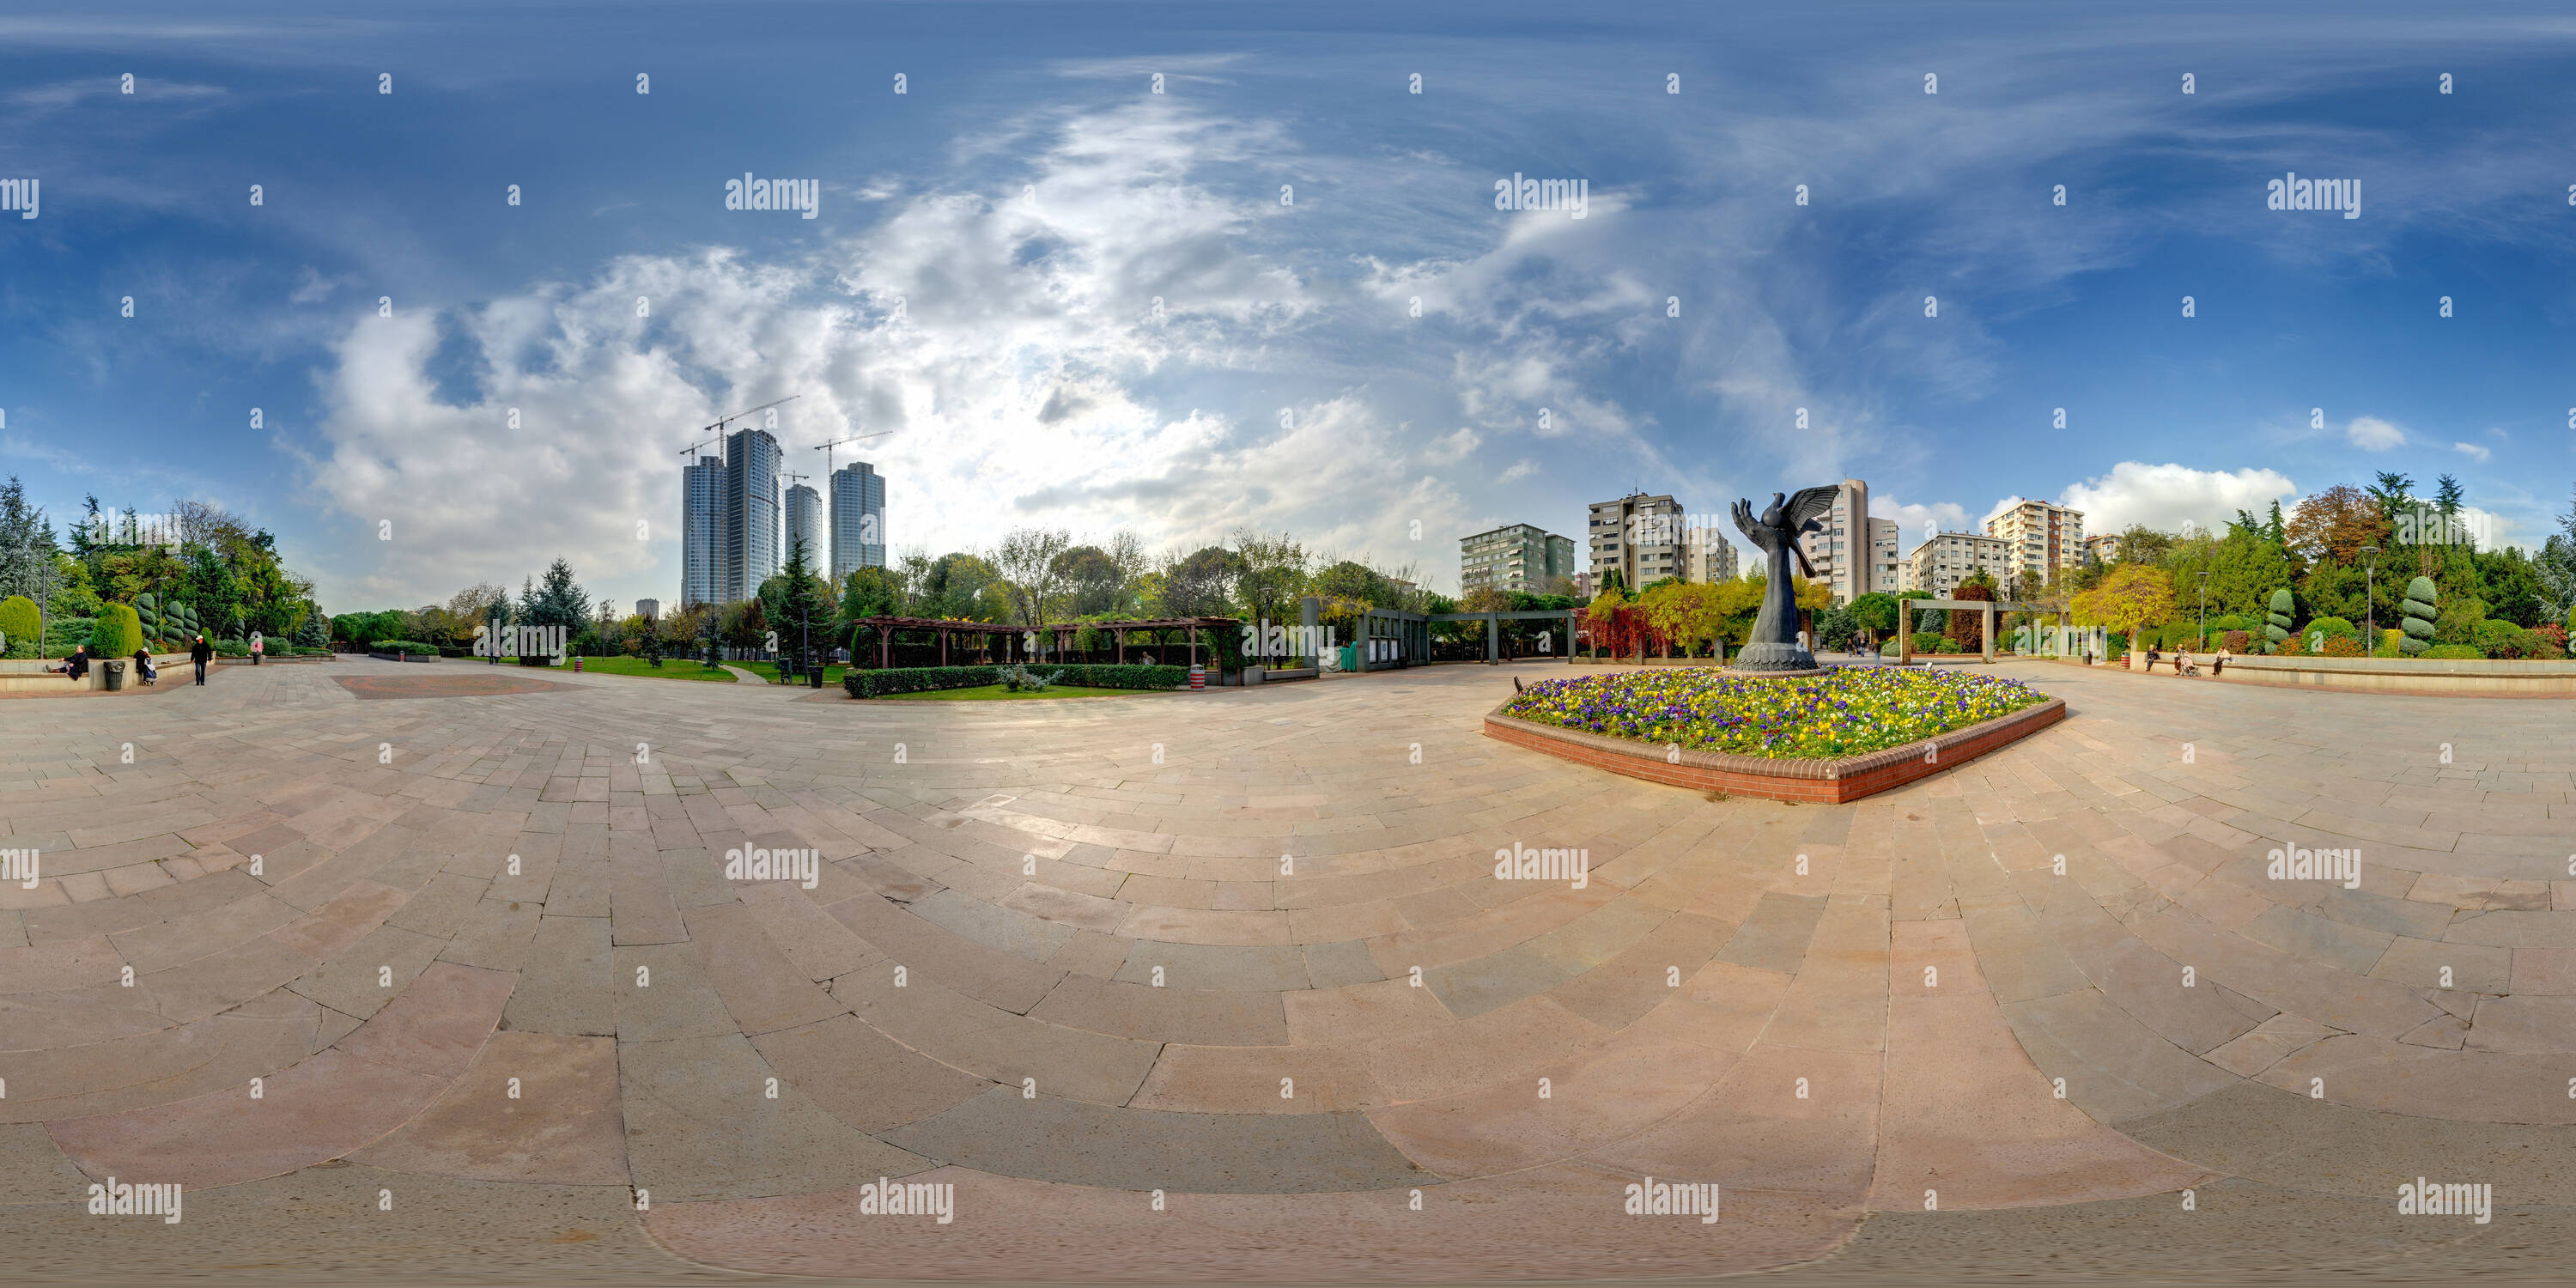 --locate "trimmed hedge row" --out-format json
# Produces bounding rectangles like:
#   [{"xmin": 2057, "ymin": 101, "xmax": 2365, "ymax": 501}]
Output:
[{"xmin": 843, "ymin": 663, "xmax": 1191, "ymax": 699}]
